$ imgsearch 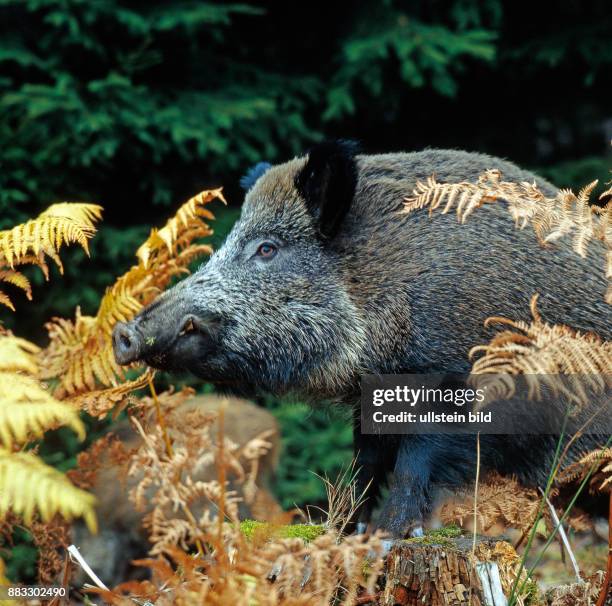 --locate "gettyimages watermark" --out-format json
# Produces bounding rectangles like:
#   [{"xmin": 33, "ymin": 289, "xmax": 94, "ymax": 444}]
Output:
[{"xmin": 360, "ymin": 374, "xmax": 612, "ymax": 435}]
